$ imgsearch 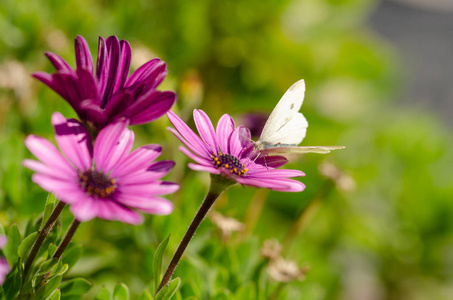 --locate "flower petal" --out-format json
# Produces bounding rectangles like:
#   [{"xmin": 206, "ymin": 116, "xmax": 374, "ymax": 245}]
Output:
[
  {"xmin": 75, "ymin": 35, "xmax": 94, "ymax": 73},
  {"xmin": 167, "ymin": 111, "xmax": 212, "ymax": 157},
  {"xmin": 188, "ymin": 163, "xmax": 221, "ymax": 174},
  {"xmin": 127, "ymin": 91, "xmax": 176, "ymax": 125},
  {"xmin": 216, "ymin": 114, "xmax": 235, "ymax": 154},
  {"xmin": 52, "ymin": 112, "xmax": 92, "ymax": 171},
  {"xmin": 93, "ymin": 118, "xmax": 131, "ymax": 172},
  {"xmin": 25, "ymin": 135, "xmax": 75, "ymax": 175},
  {"xmin": 193, "ymin": 109, "xmax": 218, "ymax": 153},
  {"xmin": 112, "ymin": 144, "xmax": 162, "ymax": 178}
]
